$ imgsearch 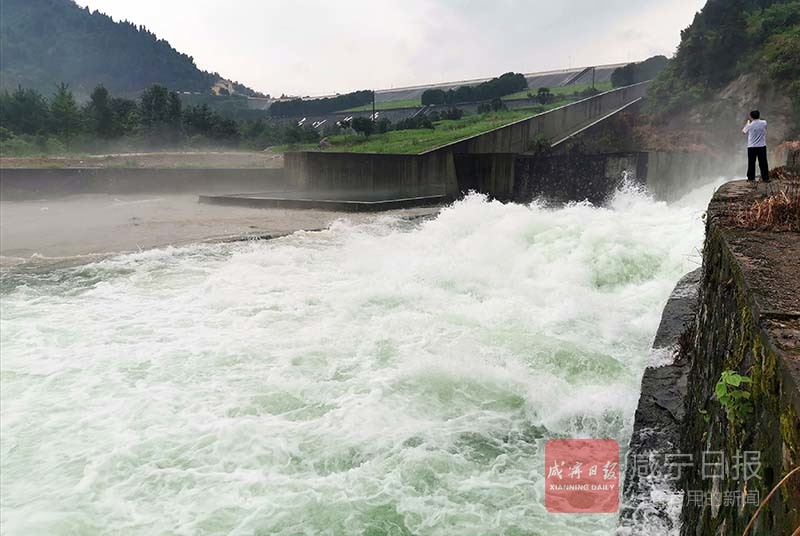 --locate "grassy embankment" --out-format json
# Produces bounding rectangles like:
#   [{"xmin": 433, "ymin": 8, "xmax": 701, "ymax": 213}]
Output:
[
  {"xmin": 502, "ymin": 80, "xmax": 613, "ymax": 100},
  {"xmin": 283, "ymin": 106, "xmax": 555, "ymax": 154}
]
